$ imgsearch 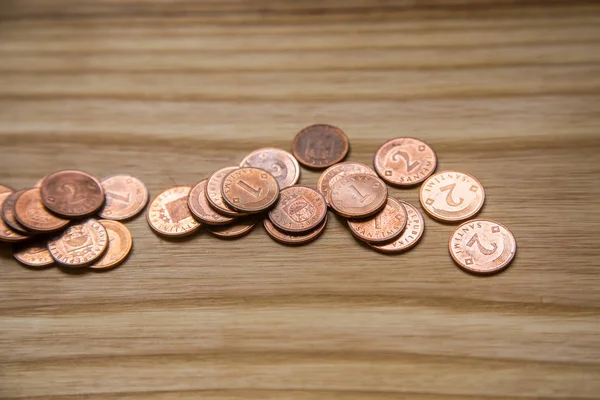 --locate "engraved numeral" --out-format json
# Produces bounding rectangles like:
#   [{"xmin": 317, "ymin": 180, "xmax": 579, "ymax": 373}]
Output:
[
  {"xmin": 348, "ymin": 185, "xmax": 370, "ymax": 204},
  {"xmin": 237, "ymin": 180, "xmax": 262, "ymax": 198},
  {"xmin": 106, "ymin": 191, "xmax": 131, "ymax": 204},
  {"xmin": 439, "ymin": 183, "xmax": 464, "ymax": 207},
  {"xmin": 270, "ymin": 163, "xmax": 283, "ymax": 177},
  {"xmin": 466, "ymin": 233, "xmax": 497, "ymax": 256},
  {"xmin": 392, "ymin": 151, "xmax": 420, "ymax": 172},
  {"xmin": 62, "ymin": 183, "xmax": 85, "ymax": 203}
]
